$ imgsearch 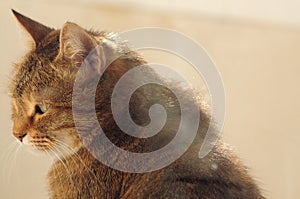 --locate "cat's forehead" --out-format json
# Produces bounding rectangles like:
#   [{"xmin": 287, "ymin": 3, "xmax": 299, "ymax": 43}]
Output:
[
  {"xmin": 10, "ymin": 70, "xmax": 72, "ymax": 105},
  {"xmin": 10, "ymin": 56, "xmax": 63, "ymax": 101}
]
